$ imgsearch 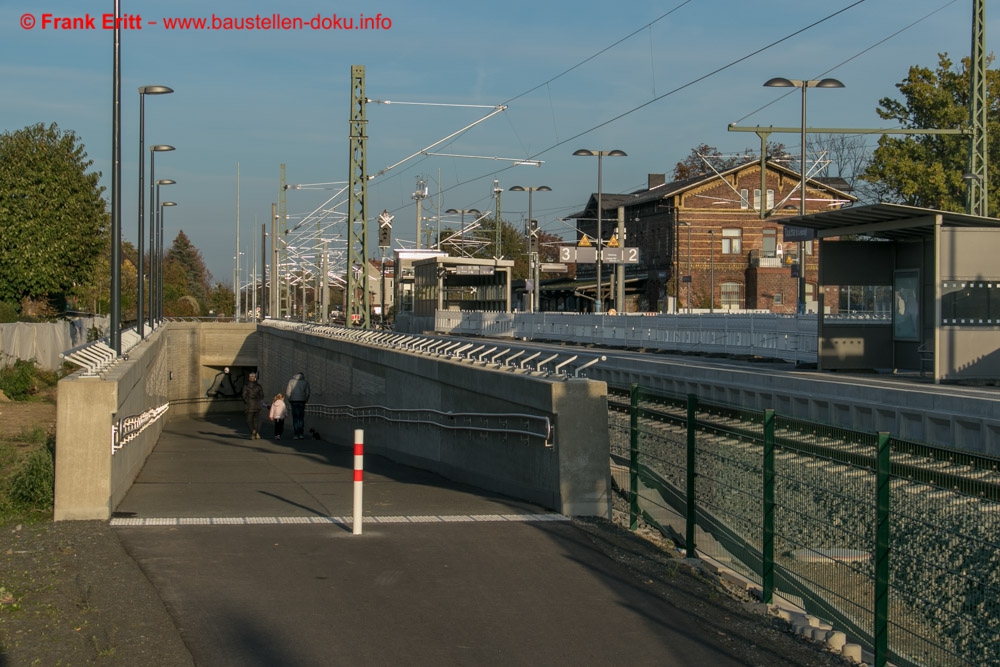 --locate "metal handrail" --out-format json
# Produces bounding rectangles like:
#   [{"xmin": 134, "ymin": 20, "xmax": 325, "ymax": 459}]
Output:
[{"xmin": 307, "ymin": 403, "xmax": 552, "ymax": 444}]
